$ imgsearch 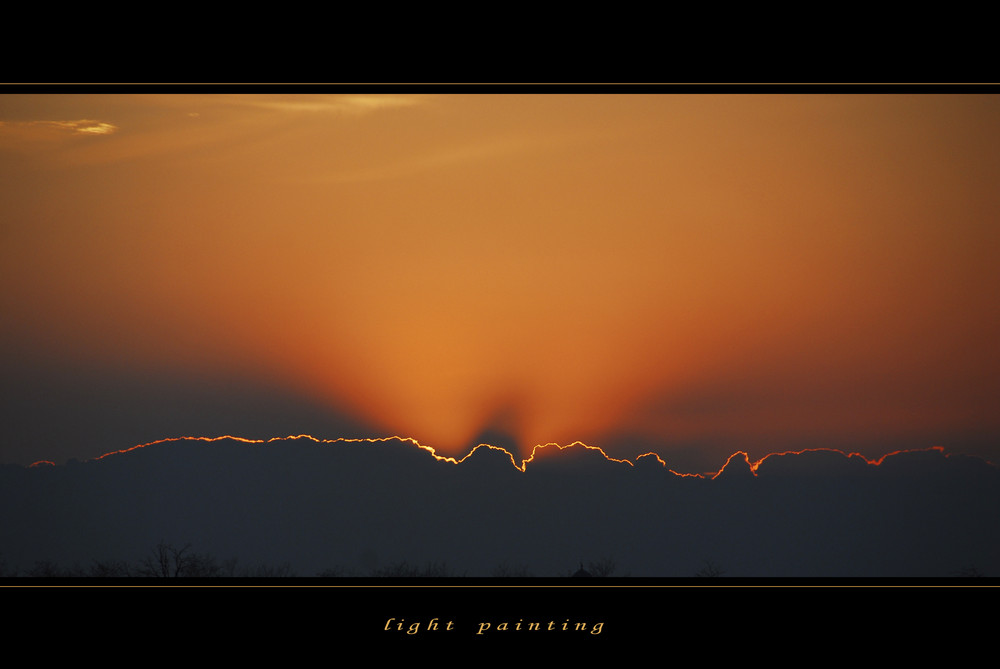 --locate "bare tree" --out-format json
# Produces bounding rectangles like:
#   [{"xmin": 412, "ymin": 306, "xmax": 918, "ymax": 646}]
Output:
[
  {"xmin": 588, "ymin": 557, "xmax": 617, "ymax": 577},
  {"xmin": 136, "ymin": 542, "xmax": 224, "ymax": 577},
  {"xmin": 695, "ymin": 559, "xmax": 725, "ymax": 577}
]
